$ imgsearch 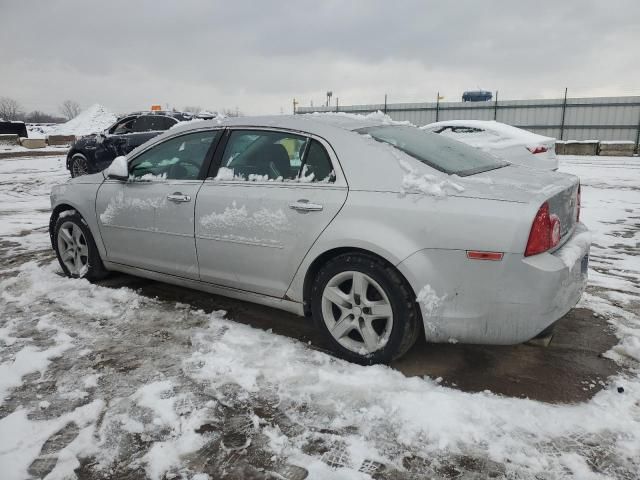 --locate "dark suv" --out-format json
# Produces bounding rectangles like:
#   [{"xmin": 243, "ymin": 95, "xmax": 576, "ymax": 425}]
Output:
[{"xmin": 66, "ymin": 111, "xmax": 195, "ymax": 177}]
